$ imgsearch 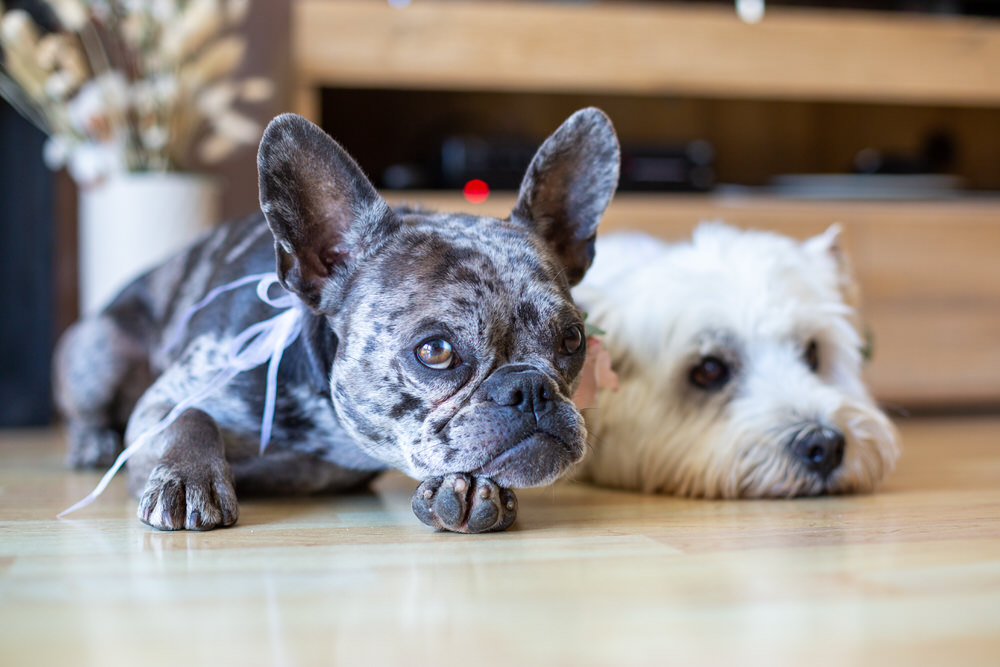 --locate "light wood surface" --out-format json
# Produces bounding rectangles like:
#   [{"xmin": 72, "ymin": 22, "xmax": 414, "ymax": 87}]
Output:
[
  {"xmin": 1, "ymin": 417, "xmax": 999, "ymax": 666},
  {"xmin": 293, "ymin": 0, "xmax": 1000, "ymax": 113},
  {"xmin": 383, "ymin": 191, "xmax": 1000, "ymax": 407}
]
